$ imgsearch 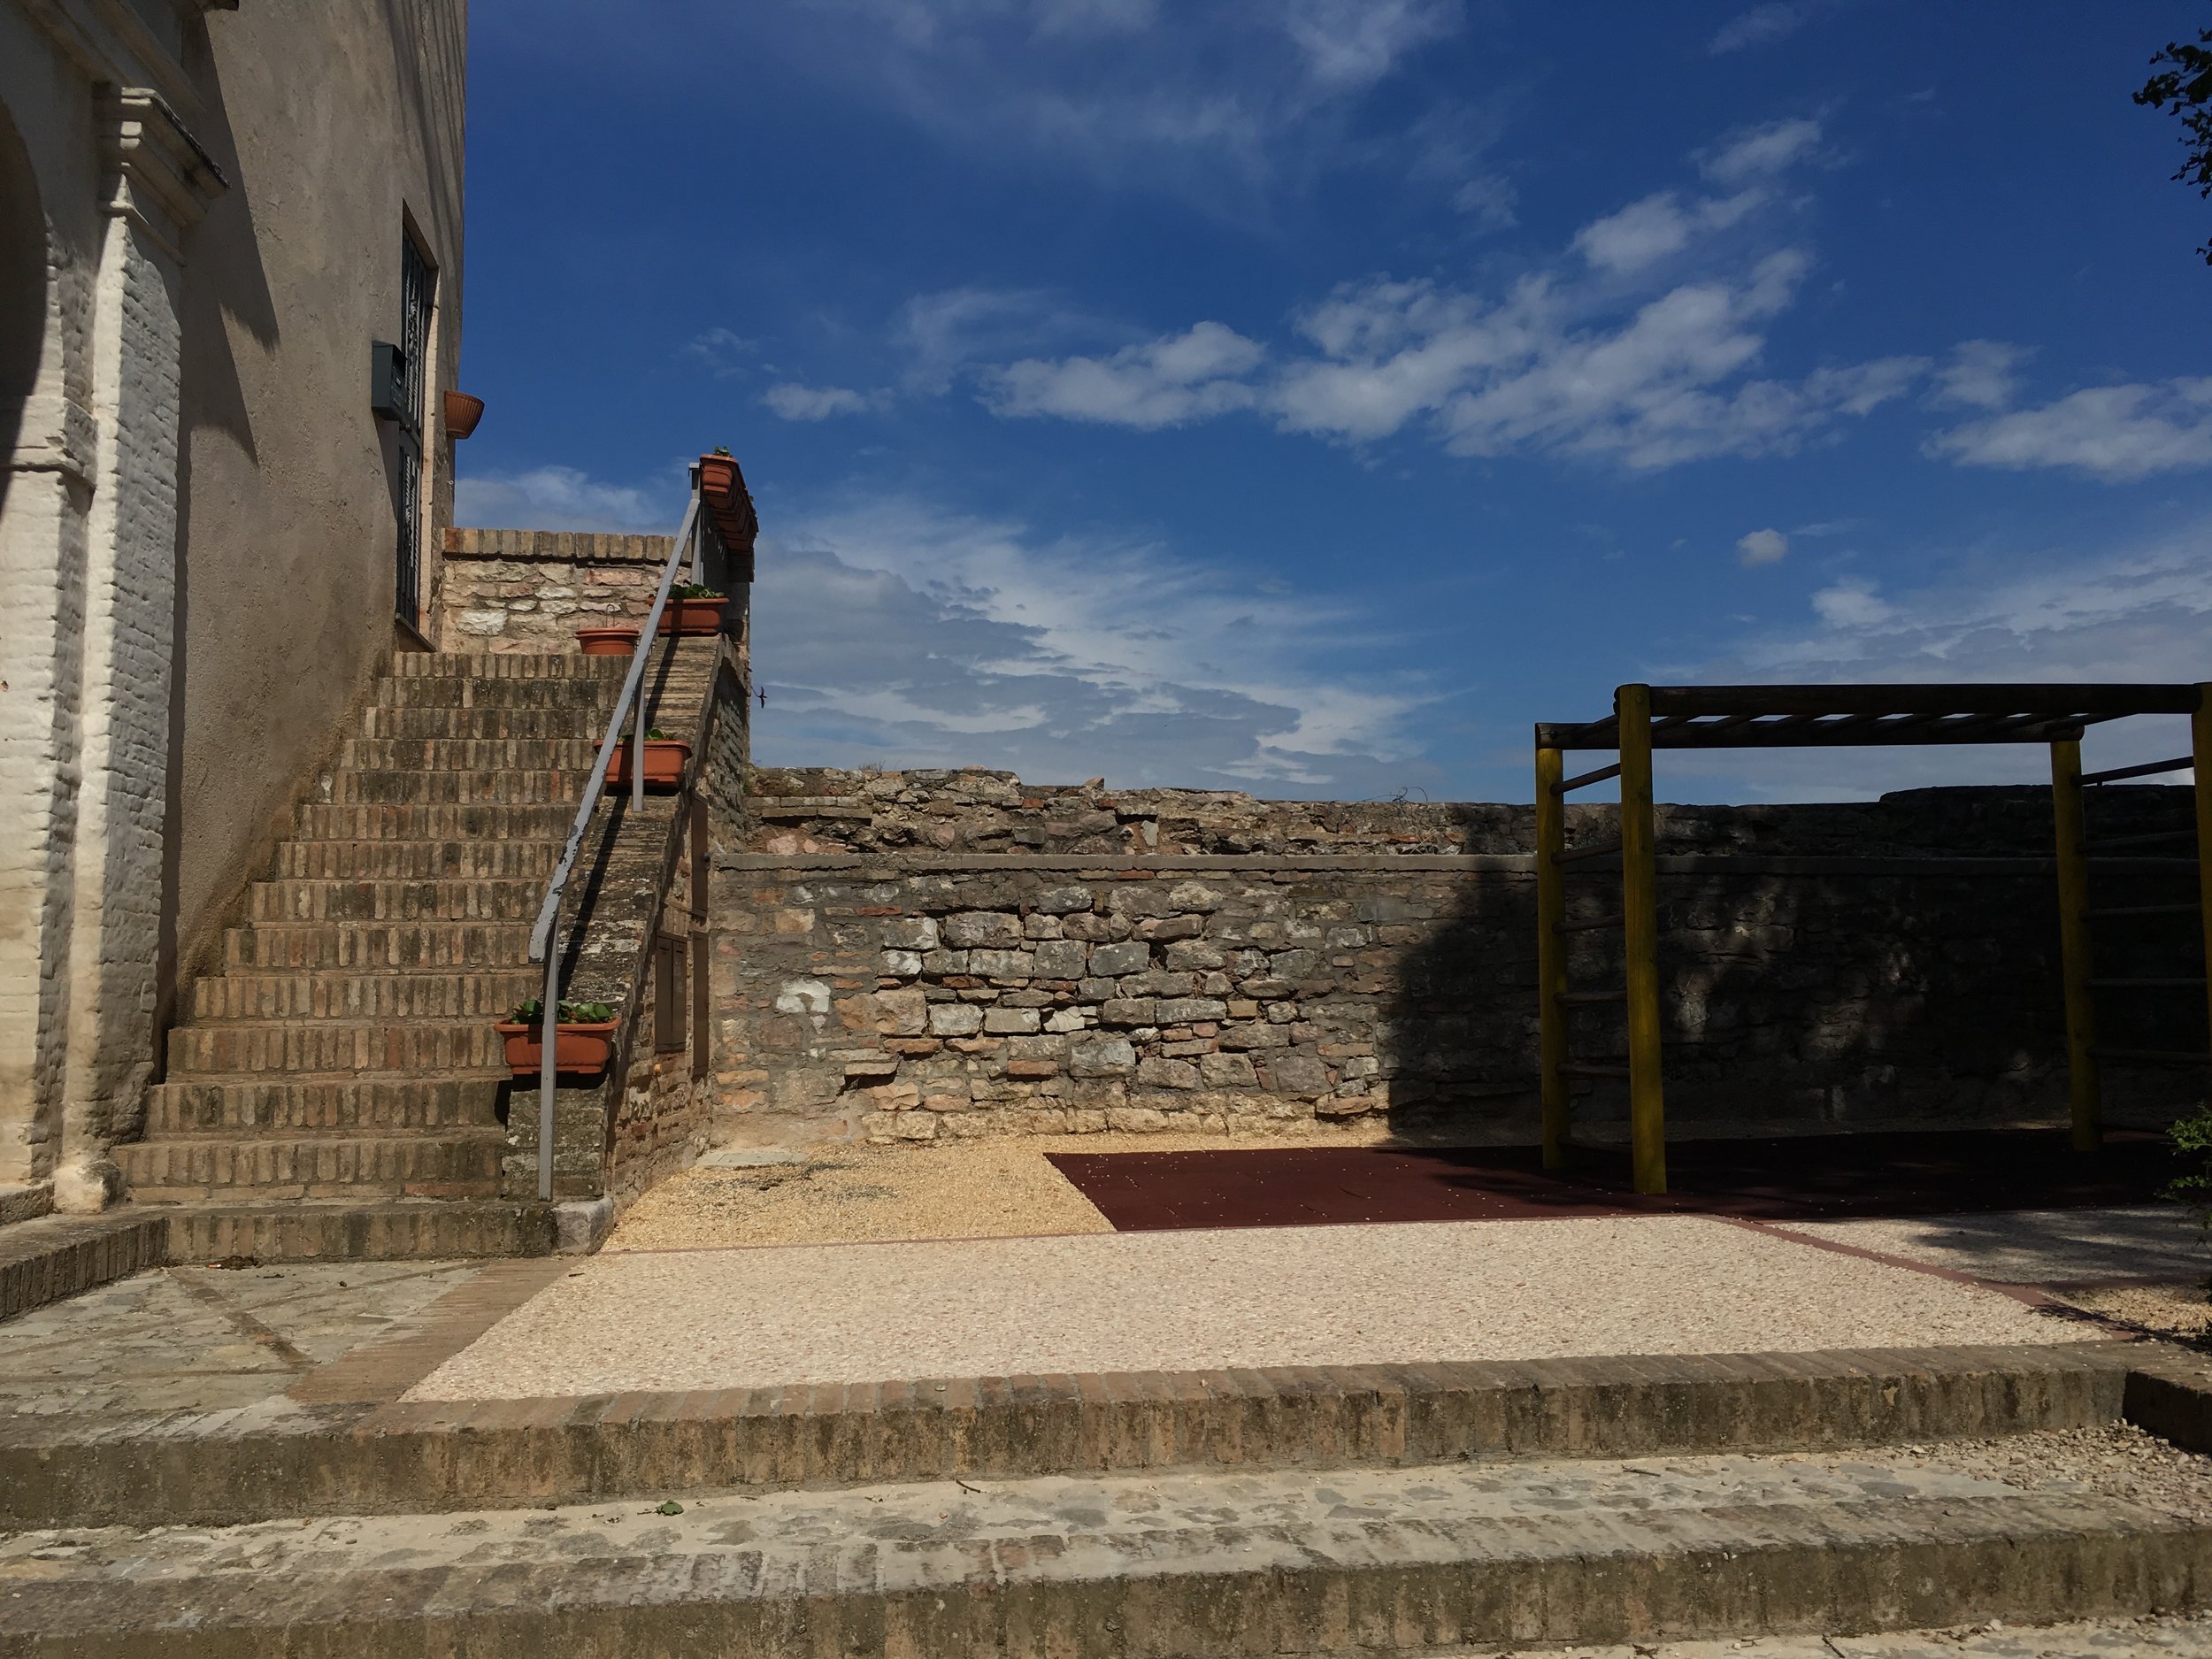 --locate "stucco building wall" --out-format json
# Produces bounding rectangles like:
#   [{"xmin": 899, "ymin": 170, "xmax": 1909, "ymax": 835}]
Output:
[{"xmin": 0, "ymin": 0, "xmax": 468, "ymax": 1217}]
